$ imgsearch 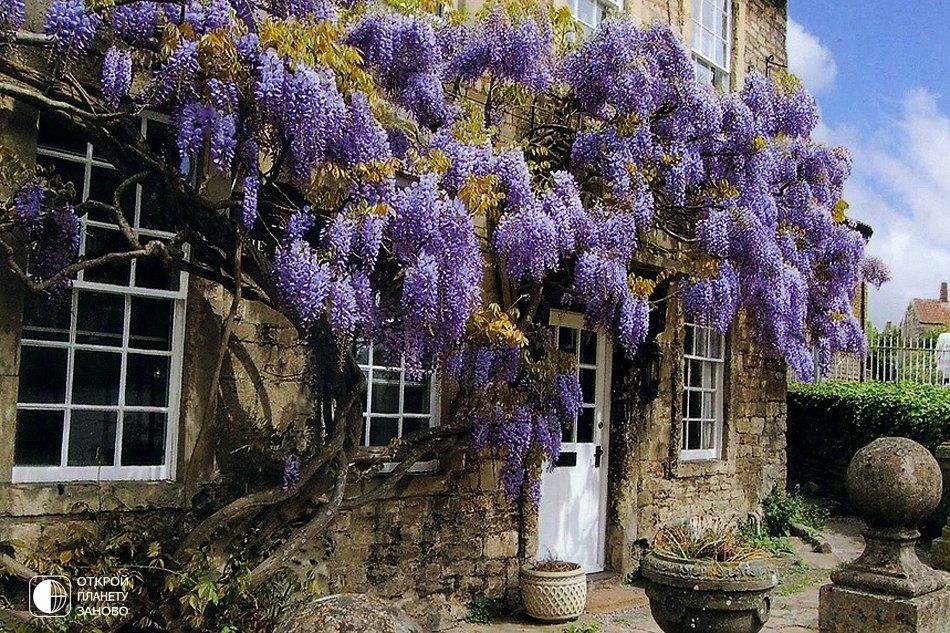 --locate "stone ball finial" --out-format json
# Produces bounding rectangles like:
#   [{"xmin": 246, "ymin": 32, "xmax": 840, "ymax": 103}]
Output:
[{"xmin": 846, "ymin": 437, "xmax": 943, "ymax": 529}]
